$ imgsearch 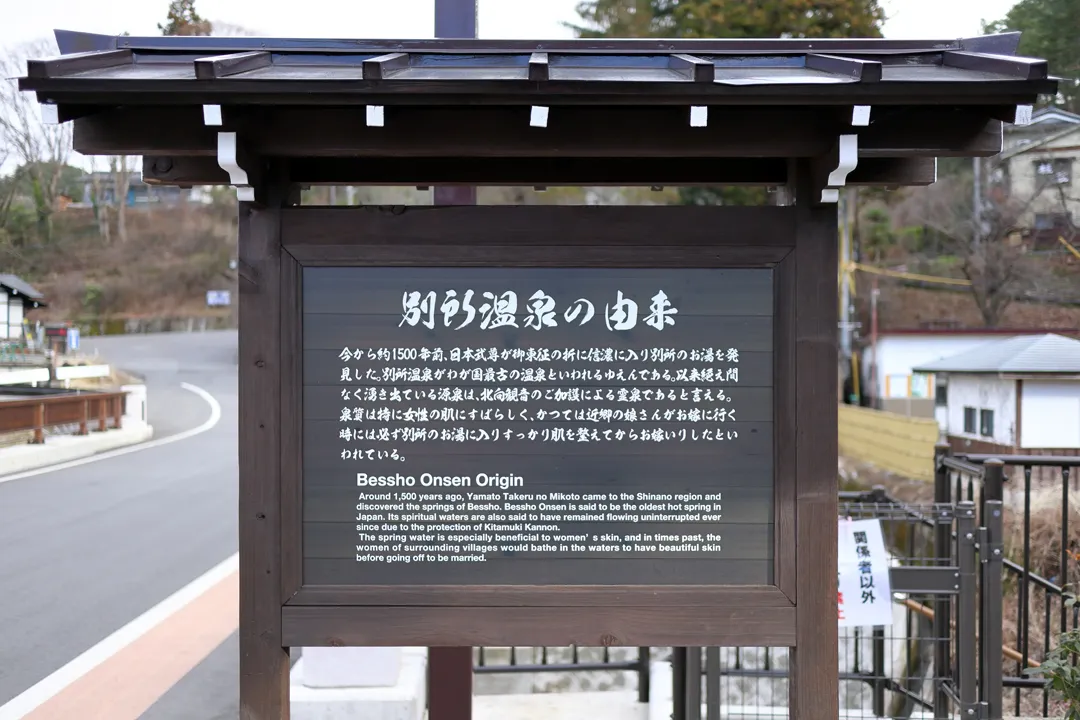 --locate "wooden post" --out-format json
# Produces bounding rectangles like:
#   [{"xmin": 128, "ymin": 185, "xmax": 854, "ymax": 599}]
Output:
[
  {"xmin": 428, "ymin": 3, "xmax": 477, "ymax": 719},
  {"xmin": 79, "ymin": 398, "xmax": 88, "ymax": 435},
  {"xmin": 238, "ymin": 175, "xmax": 291, "ymax": 720},
  {"xmin": 113, "ymin": 394, "xmax": 123, "ymax": 429},
  {"xmin": 789, "ymin": 159, "xmax": 840, "ymax": 720},
  {"xmin": 33, "ymin": 402, "xmax": 44, "ymax": 444}
]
